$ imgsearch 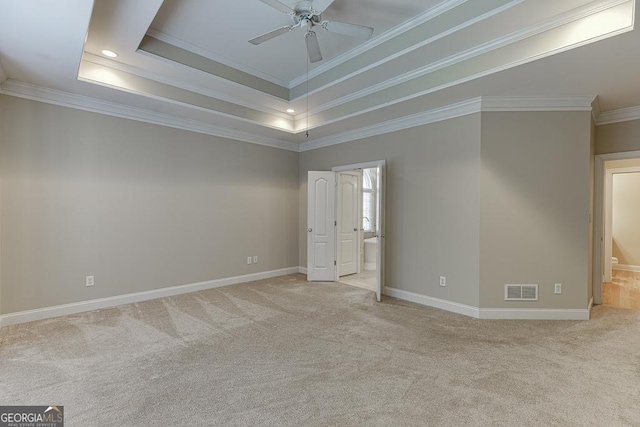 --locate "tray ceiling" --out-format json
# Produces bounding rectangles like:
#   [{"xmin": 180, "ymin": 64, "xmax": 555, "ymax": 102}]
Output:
[{"xmin": 0, "ymin": 0, "xmax": 639, "ymax": 151}]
